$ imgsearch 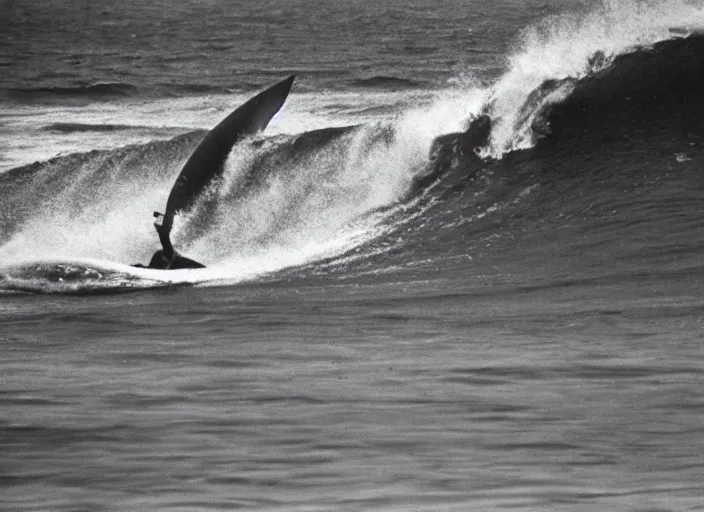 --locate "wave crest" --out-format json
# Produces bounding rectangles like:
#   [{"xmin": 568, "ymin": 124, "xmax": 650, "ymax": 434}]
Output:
[{"xmin": 476, "ymin": 0, "xmax": 704, "ymax": 157}]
